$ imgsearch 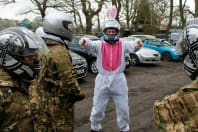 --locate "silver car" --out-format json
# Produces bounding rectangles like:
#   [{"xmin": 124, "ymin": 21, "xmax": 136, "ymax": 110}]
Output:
[
  {"xmin": 129, "ymin": 34, "xmax": 156, "ymax": 40},
  {"xmin": 69, "ymin": 50, "xmax": 88, "ymax": 79},
  {"xmin": 130, "ymin": 47, "xmax": 161, "ymax": 66},
  {"xmin": 121, "ymin": 37, "xmax": 161, "ymax": 66}
]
